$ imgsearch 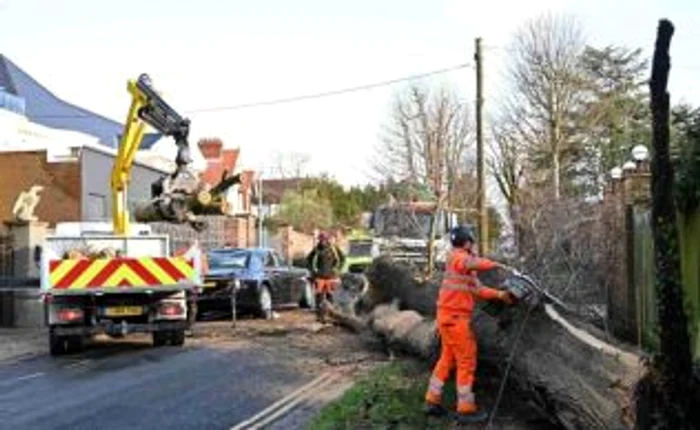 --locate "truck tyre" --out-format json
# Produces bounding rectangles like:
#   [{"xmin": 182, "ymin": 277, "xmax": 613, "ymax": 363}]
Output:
[
  {"xmin": 49, "ymin": 328, "xmax": 67, "ymax": 356},
  {"xmin": 153, "ymin": 330, "xmax": 168, "ymax": 347},
  {"xmin": 68, "ymin": 335, "xmax": 84, "ymax": 354},
  {"xmin": 170, "ymin": 329, "xmax": 186, "ymax": 346},
  {"xmin": 299, "ymin": 279, "xmax": 315, "ymax": 309},
  {"xmin": 258, "ymin": 284, "xmax": 273, "ymax": 320}
]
